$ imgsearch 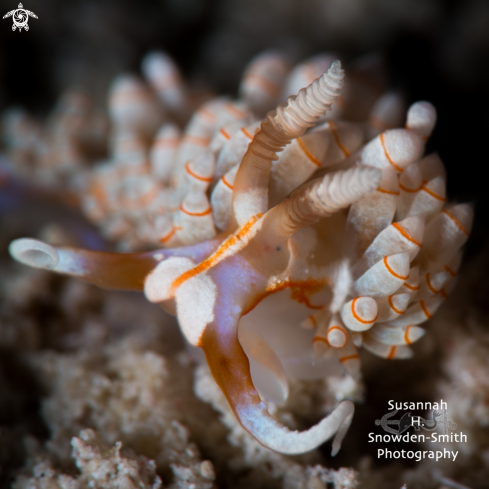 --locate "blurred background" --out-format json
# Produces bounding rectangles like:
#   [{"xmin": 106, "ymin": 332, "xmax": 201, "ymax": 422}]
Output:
[{"xmin": 1, "ymin": 0, "xmax": 488, "ymax": 241}]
